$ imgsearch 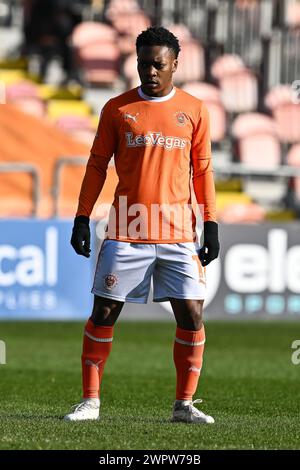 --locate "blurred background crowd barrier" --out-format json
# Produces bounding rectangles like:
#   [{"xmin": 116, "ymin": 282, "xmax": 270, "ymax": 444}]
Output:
[{"xmin": 0, "ymin": 0, "xmax": 299, "ymax": 319}]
